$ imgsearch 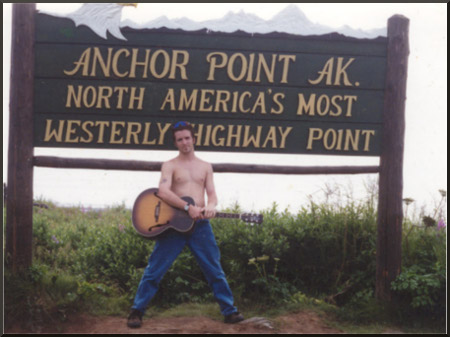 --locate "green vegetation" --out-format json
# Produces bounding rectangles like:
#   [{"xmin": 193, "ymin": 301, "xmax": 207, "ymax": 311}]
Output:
[{"xmin": 3, "ymin": 186, "xmax": 446, "ymax": 333}]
